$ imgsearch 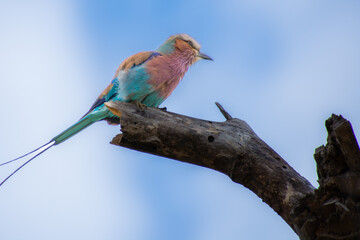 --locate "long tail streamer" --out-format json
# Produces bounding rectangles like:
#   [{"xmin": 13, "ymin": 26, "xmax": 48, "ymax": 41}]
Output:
[
  {"xmin": 0, "ymin": 141, "xmax": 55, "ymax": 187},
  {"xmin": 0, "ymin": 142, "xmax": 54, "ymax": 167}
]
